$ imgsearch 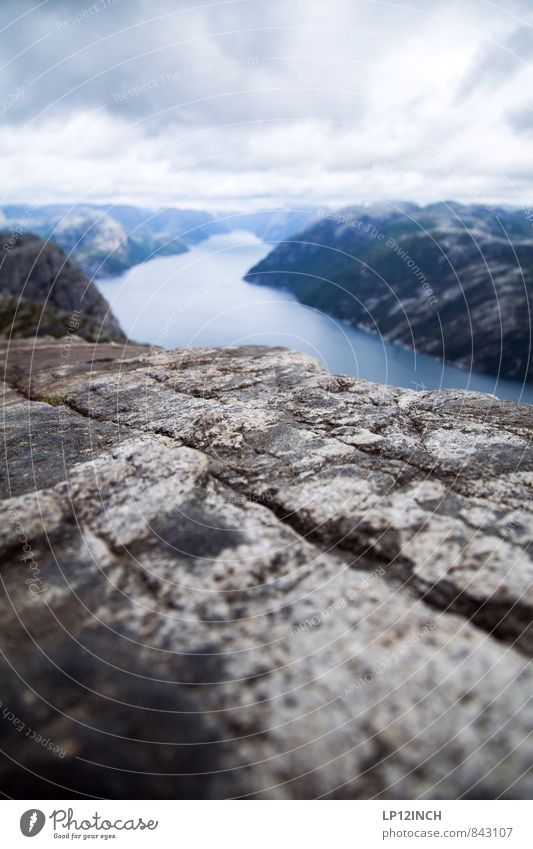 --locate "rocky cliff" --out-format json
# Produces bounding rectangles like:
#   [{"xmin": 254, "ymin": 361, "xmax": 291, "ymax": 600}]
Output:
[
  {"xmin": 245, "ymin": 202, "xmax": 533, "ymax": 382},
  {"xmin": 0, "ymin": 205, "xmax": 316, "ymax": 279},
  {"xmin": 1, "ymin": 338, "xmax": 532, "ymax": 799},
  {"xmin": 0, "ymin": 232, "xmax": 126, "ymax": 341}
]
